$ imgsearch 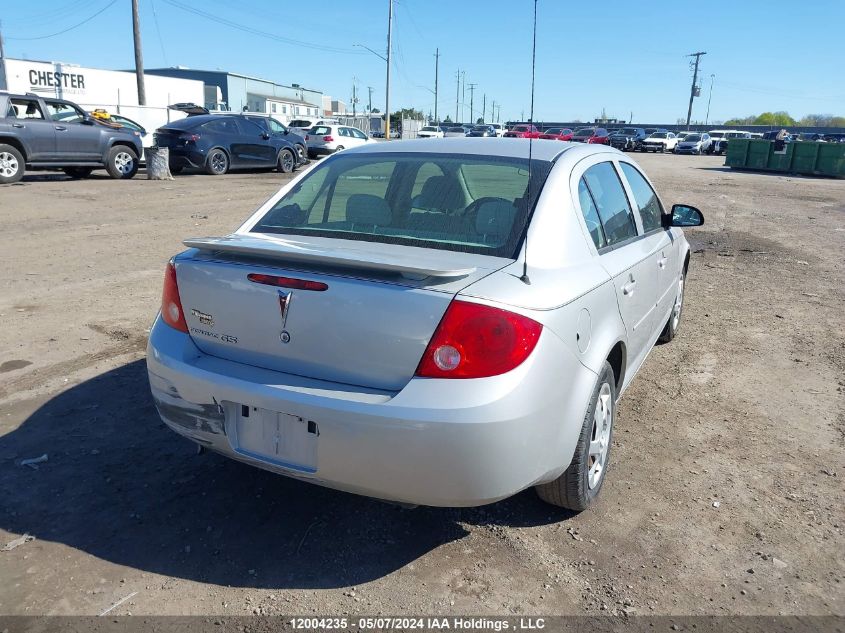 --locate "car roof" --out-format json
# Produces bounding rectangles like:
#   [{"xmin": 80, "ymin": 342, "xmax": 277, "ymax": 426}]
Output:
[{"xmin": 344, "ymin": 136, "xmax": 615, "ymax": 163}]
